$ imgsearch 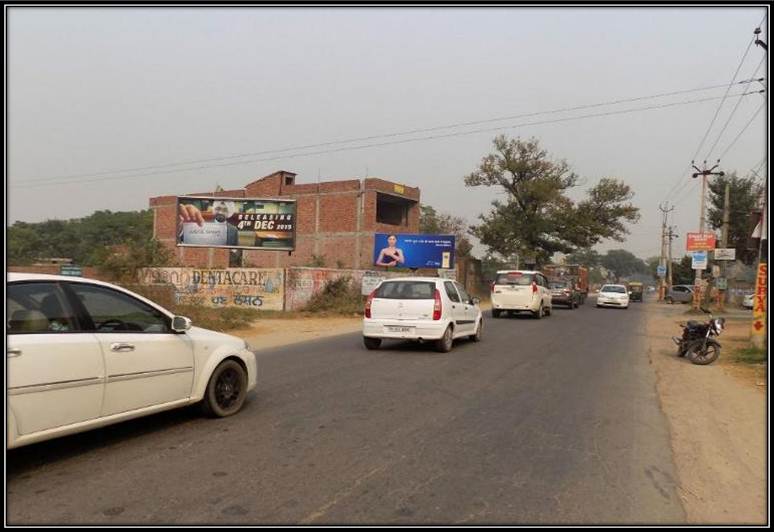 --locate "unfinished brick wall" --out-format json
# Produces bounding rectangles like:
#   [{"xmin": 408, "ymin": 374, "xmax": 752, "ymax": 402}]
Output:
[{"xmin": 150, "ymin": 170, "xmax": 420, "ymax": 270}]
